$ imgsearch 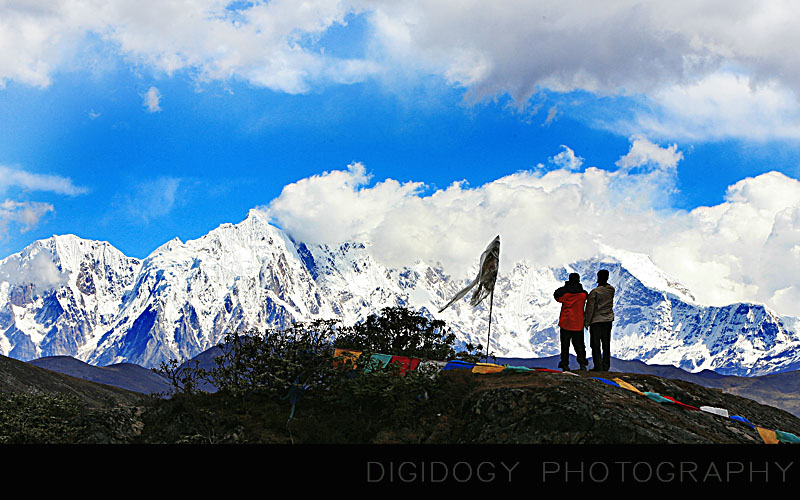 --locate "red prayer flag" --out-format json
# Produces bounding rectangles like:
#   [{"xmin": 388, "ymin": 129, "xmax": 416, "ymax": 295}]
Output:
[
  {"xmin": 390, "ymin": 356, "xmax": 421, "ymax": 376},
  {"xmin": 662, "ymin": 395, "xmax": 699, "ymax": 411}
]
